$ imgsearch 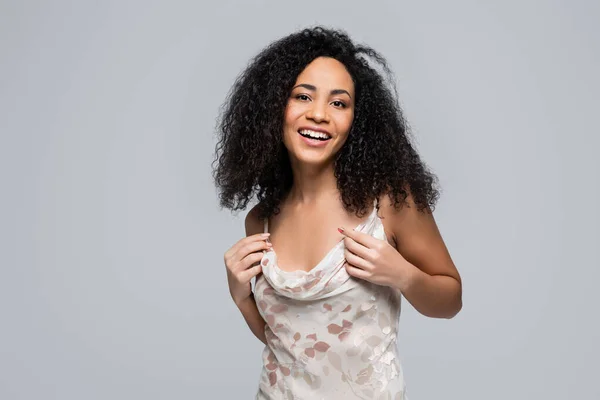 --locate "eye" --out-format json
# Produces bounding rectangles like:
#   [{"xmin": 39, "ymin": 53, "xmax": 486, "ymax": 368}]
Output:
[
  {"xmin": 331, "ymin": 100, "xmax": 347, "ymax": 108},
  {"xmin": 295, "ymin": 94, "xmax": 311, "ymax": 101}
]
